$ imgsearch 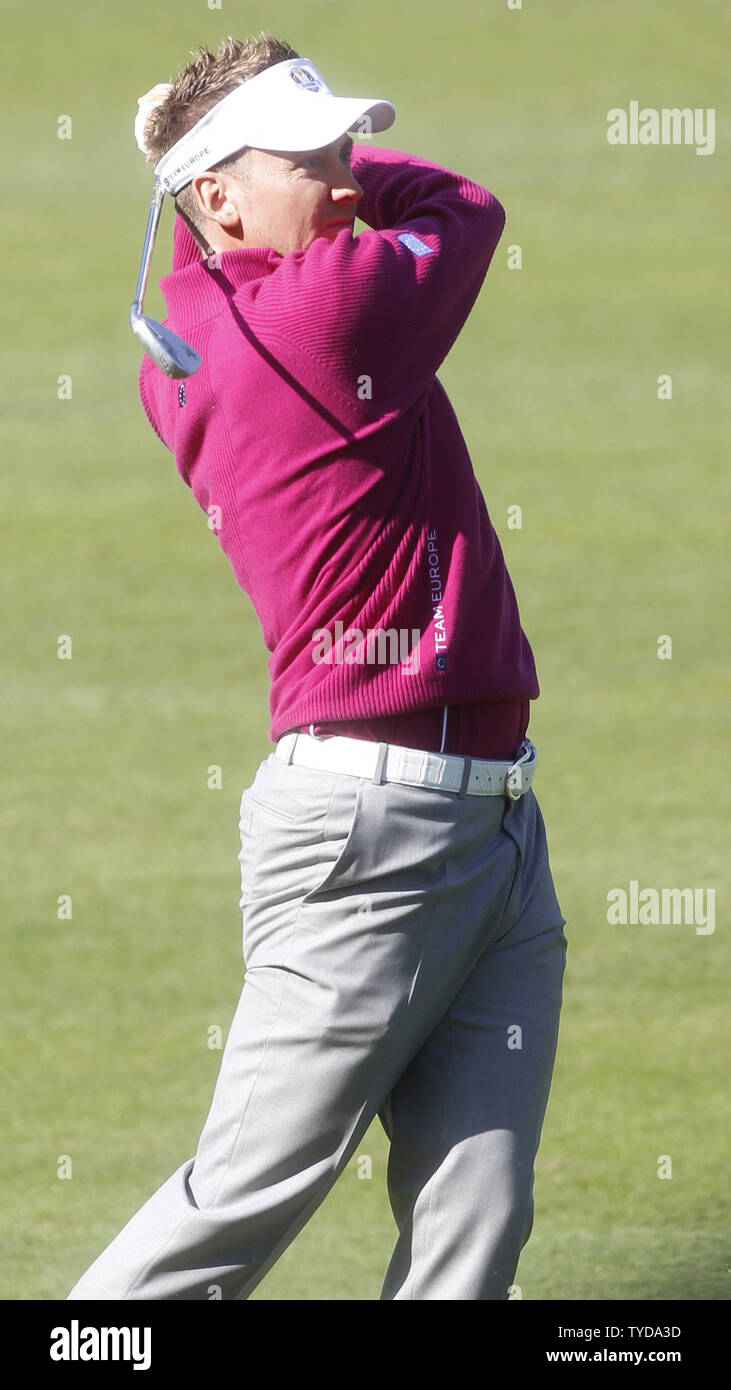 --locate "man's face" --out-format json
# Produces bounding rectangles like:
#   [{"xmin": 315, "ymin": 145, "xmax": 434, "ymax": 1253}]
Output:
[{"xmin": 194, "ymin": 133, "xmax": 364, "ymax": 255}]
